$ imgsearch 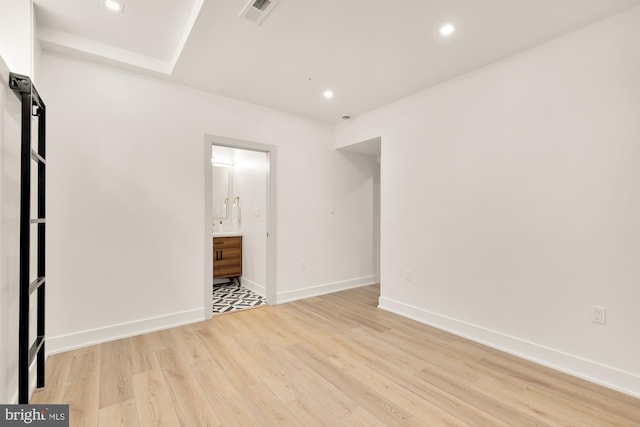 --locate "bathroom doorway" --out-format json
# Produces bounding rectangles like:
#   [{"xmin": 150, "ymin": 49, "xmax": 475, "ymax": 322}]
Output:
[{"xmin": 203, "ymin": 135, "xmax": 277, "ymax": 319}]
